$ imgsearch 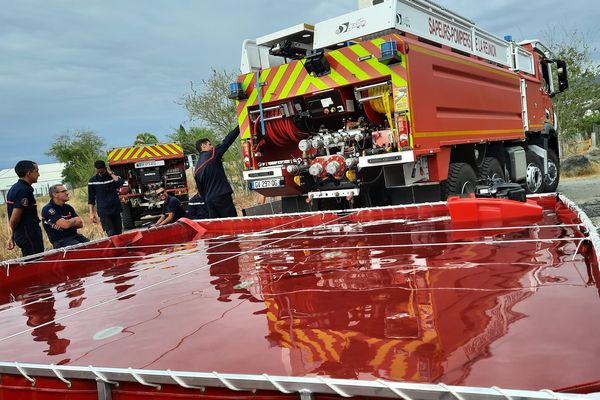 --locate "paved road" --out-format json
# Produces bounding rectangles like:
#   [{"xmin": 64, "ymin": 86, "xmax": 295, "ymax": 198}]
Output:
[{"xmin": 557, "ymin": 176, "xmax": 600, "ymax": 228}]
